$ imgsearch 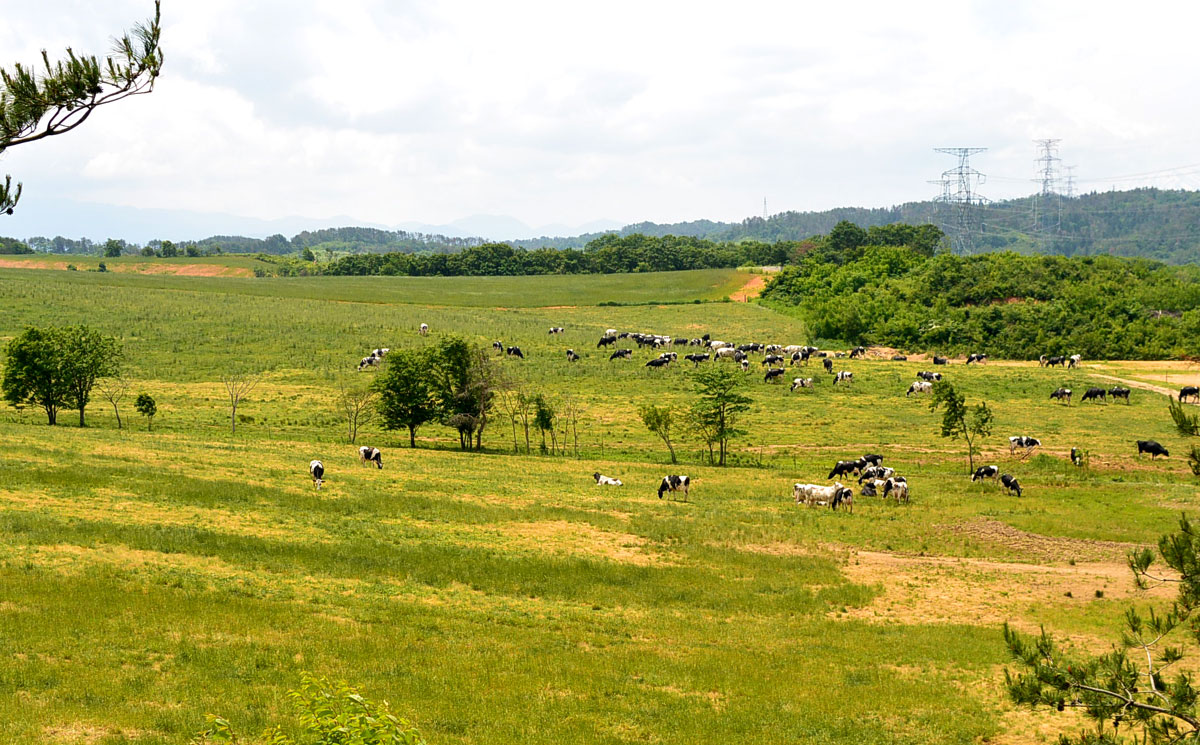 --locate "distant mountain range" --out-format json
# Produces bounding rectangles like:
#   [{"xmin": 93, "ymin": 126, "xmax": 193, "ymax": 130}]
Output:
[{"xmin": 5, "ymin": 188, "xmax": 1200, "ymax": 264}]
